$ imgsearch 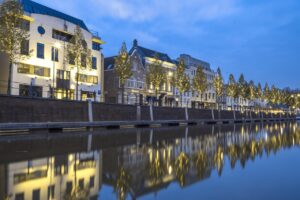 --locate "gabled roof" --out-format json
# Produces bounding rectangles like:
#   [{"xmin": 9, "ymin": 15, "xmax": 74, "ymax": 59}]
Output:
[
  {"xmin": 20, "ymin": 0, "xmax": 89, "ymax": 31},
  {"xmin": 129, "ymin": 40, "xmax": 174, "ymax": 64},
  {"xmin": 104, "ymin": 56, "xmax": 116, "ymax": 70}
]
